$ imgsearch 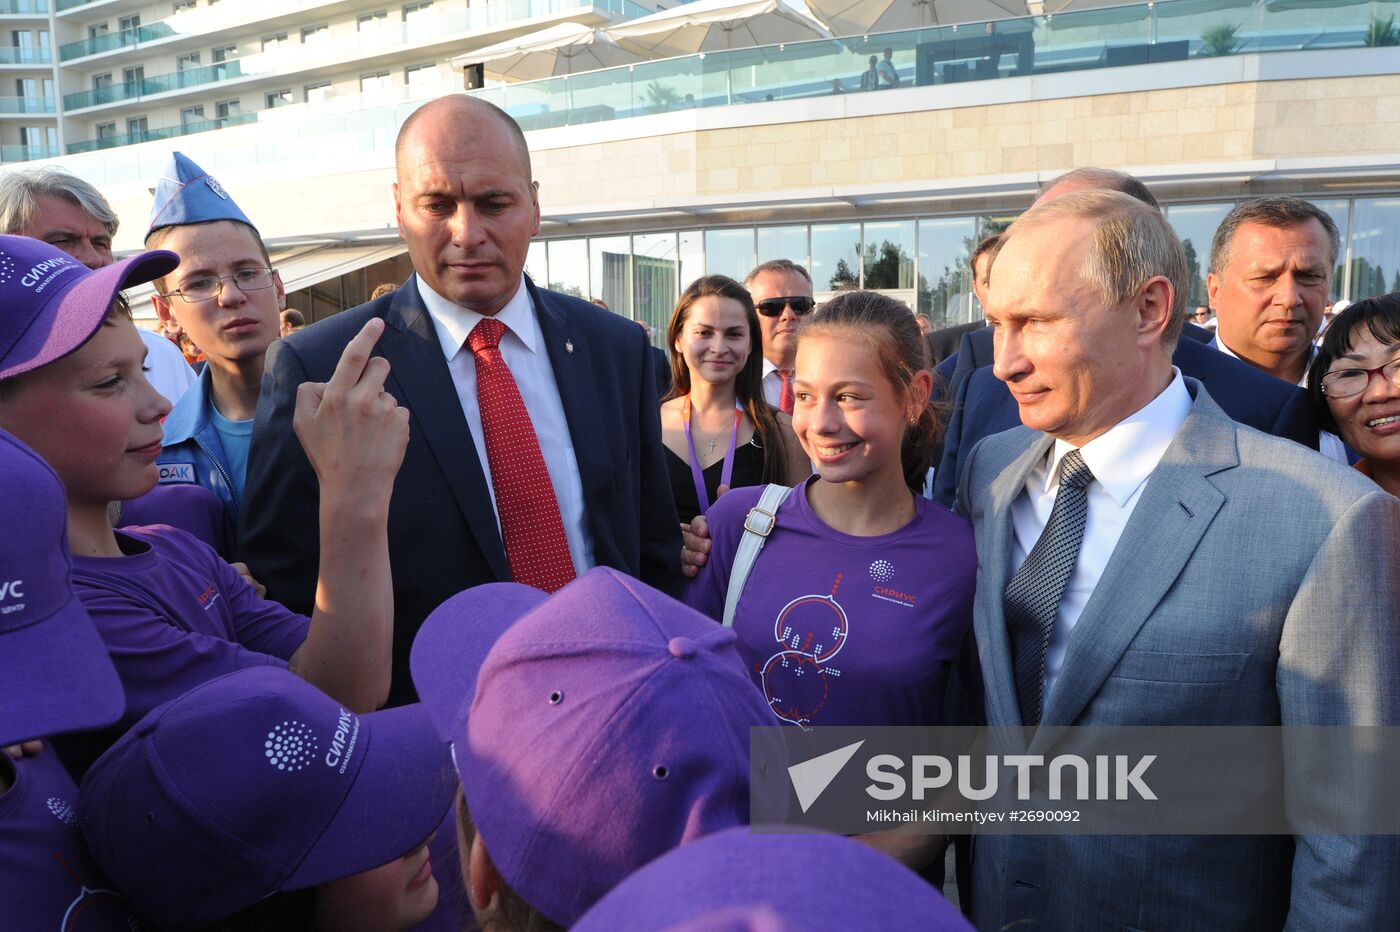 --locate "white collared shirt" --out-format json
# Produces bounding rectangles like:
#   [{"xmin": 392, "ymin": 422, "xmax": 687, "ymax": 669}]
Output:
[
  {"xmin": 417, "ymin": 275, "xmax": 594, "ymax": 576},
  {"xmin": 761, "ymin": 357, "xmax": 789, "ymax": 409},
  {"xmin": 1010, "ymin": 368, "xmax": 1192, "ymax": 719},
  {"xmin": 1210, "ymin": 336, "xmax": 1348, "ymax": 463}
]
